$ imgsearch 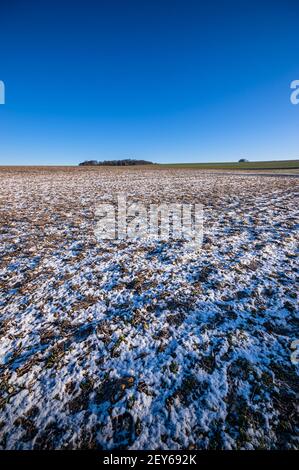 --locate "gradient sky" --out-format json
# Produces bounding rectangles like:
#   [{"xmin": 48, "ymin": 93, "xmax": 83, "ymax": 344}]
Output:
[{"xmin": 0, "ymin": 0, "xmax": 298, "ymax": 165}]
